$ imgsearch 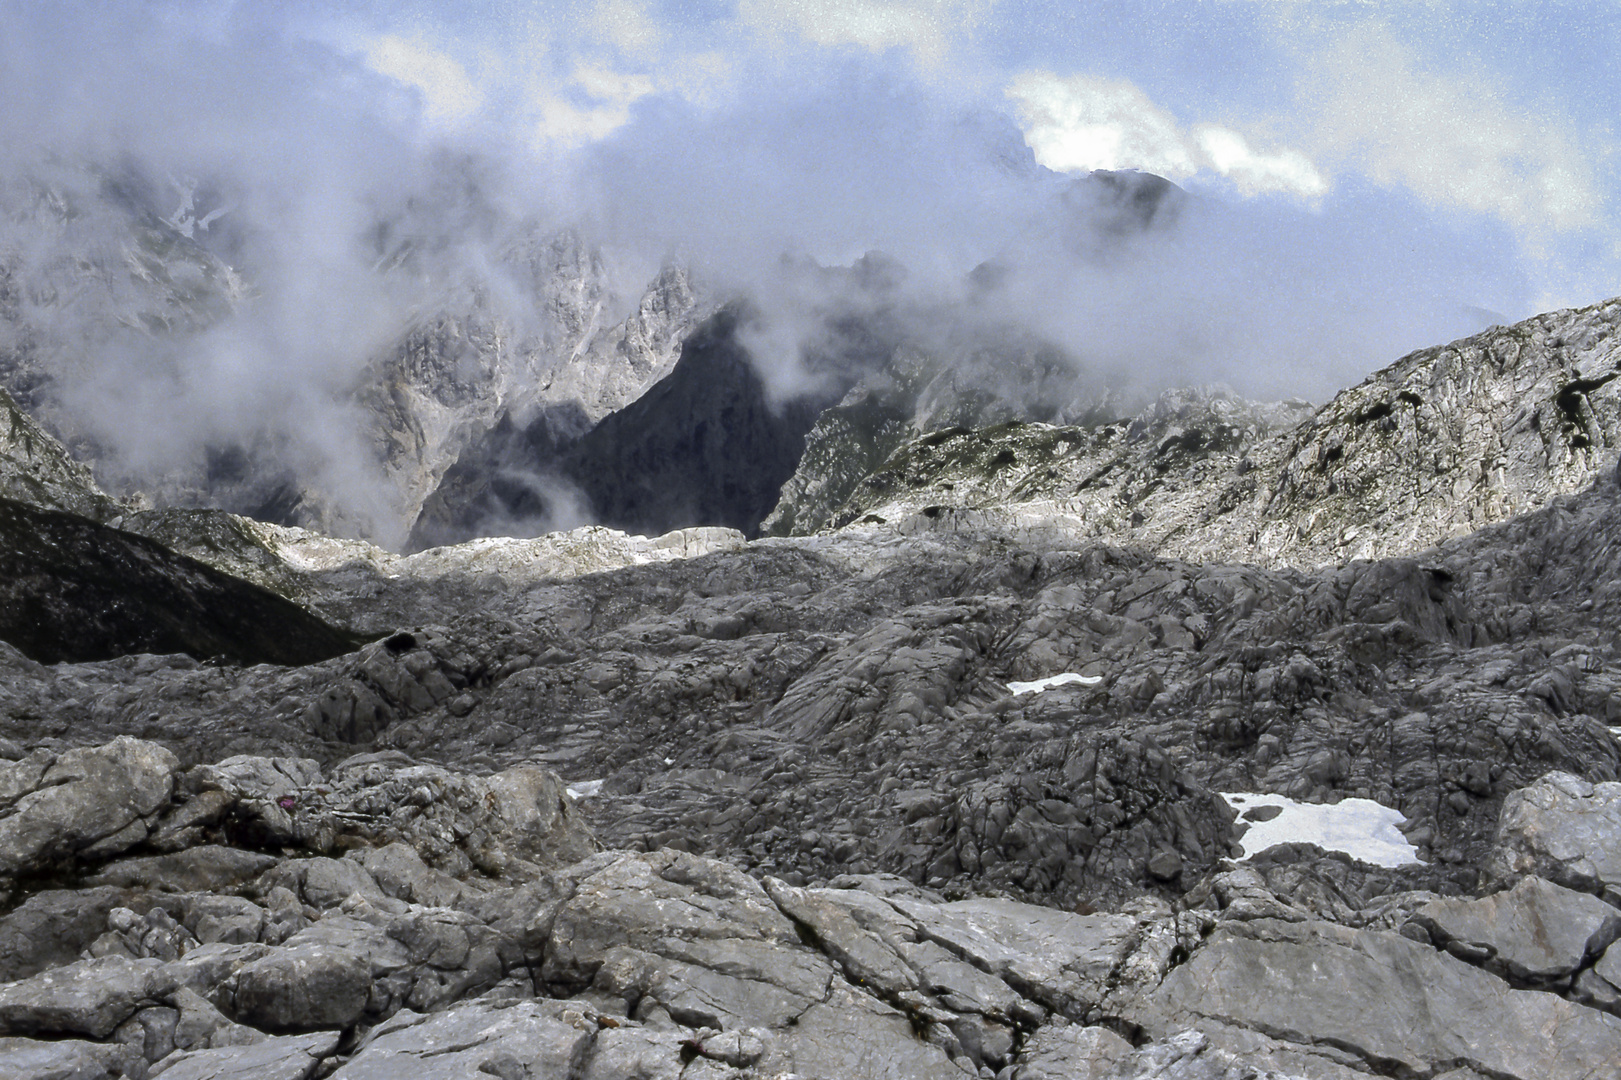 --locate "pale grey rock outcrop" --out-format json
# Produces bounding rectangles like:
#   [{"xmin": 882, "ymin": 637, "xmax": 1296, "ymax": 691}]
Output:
[
  {"xmin": 148, "ymin": 1030, "xmax": 339, "ymax": 1080},
  {"xmin": 1145, "ymin": 917, "xmax": 1621, "ymax": 1080},
  {"xmin": 0, "ymin": 386, "xmax": 117, "ymax": 521},
  {"xmin": 0, "ymin": 738, "xmax": 178, "ymax": 895},
  {"xmin": 0, "ymin": 751, "xmax": 1615, "ymax": 1079},
  {"xmin": 1408, "ymin": 873, "xmax": 1621, "ymax": 982},
  {"xmin": 781, "ymin": 299, "xmax": 1621, "ymax": 574},
  {"xmin": 330, "ymin": 1001, "xmax": 591, "ymax": 1079},
  {"xmin": 0, "ymin": 1035, "xmax": 134, "ymax": 1080},
  {"xmin": 1490, "ymin": 772, "xmax": 1621, "ymax": 902}
]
